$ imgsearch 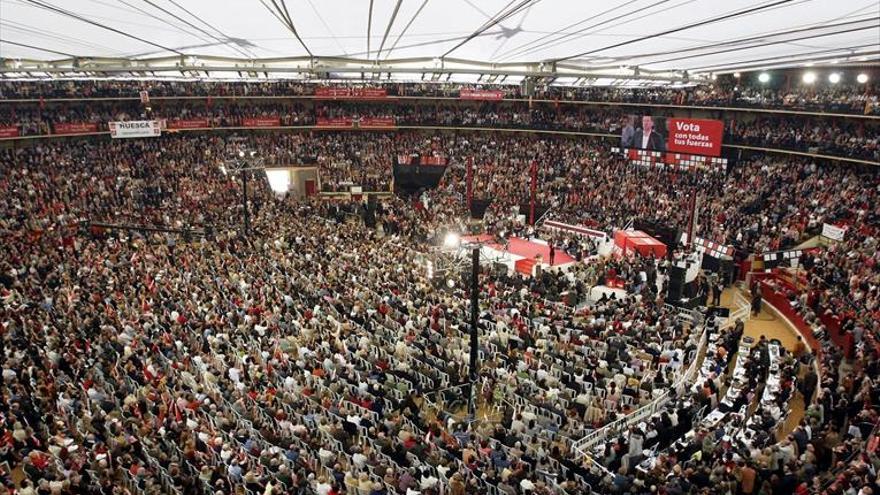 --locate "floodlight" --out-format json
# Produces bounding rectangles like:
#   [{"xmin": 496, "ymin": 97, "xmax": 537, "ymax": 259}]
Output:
[{"xmin": 443, "ymin": 232, "xmax": 461, "ymax": 248}]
